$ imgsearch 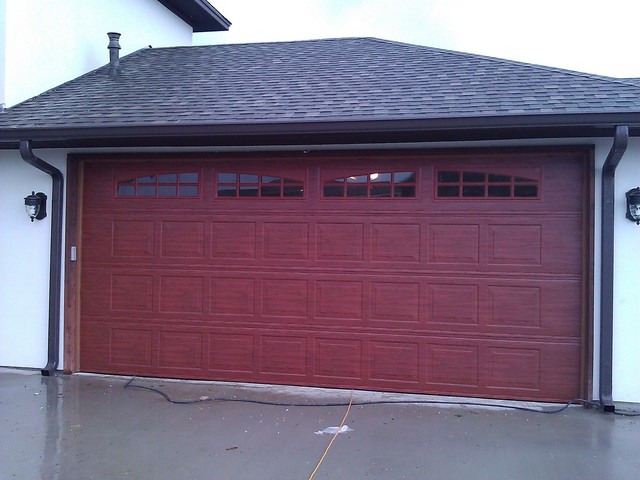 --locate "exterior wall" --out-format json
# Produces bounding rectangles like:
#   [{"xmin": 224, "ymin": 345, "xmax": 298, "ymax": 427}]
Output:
[
  {"xmin": 606, "ymin": 140, "xmax": 640, "ymax": 402},
  {"xmin": 1, "ymin": 137, "xmax": 638, "ymax": 403},
  {"xmin": 0, "ymin": 148, "xmax": 67, "ymax": 368},
  {"xmin": 1, "ymin": 0, "xmax": 193, "ymax": 108},
  {"xmin": 0, "ymin": 1, "xmax": 7, "ymax": 108}
]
